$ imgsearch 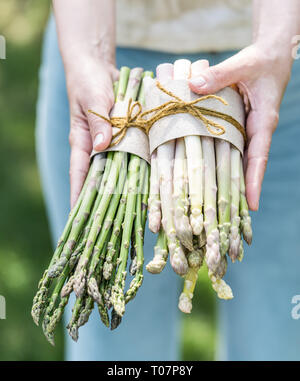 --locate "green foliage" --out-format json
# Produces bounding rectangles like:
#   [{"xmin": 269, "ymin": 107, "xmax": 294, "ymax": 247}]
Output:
[
  {"xmin": 181, "ymin": 266, "xmax": 216, "ymax": 360},
  {"xmin": 0, "ymin": 0, "xmax": 63, "ymax": 360},
  {"xmin": 0, "ymin": 0, "xmax": 216, "ymax": 360}
]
